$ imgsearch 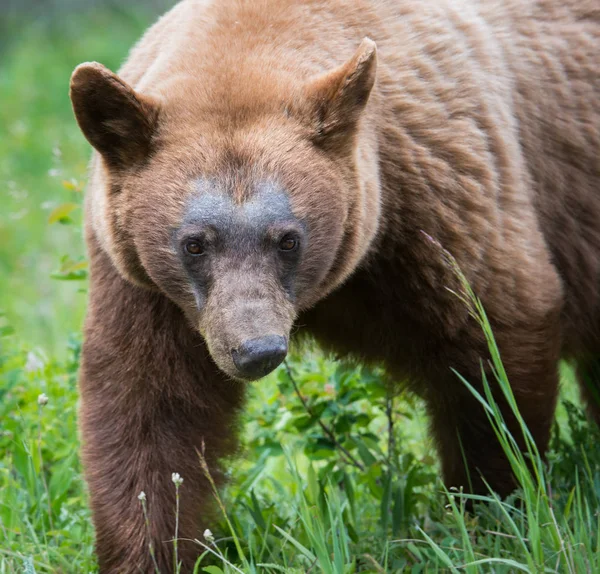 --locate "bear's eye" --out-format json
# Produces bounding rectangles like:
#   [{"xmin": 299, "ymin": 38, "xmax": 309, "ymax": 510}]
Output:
[
  {"xmin": 278, "ymin": 235, "xmax": 298, "ymax": 252},
  {"xmin": 185, "ymin": 240, "xmax": 204, "ymax": 256}
]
